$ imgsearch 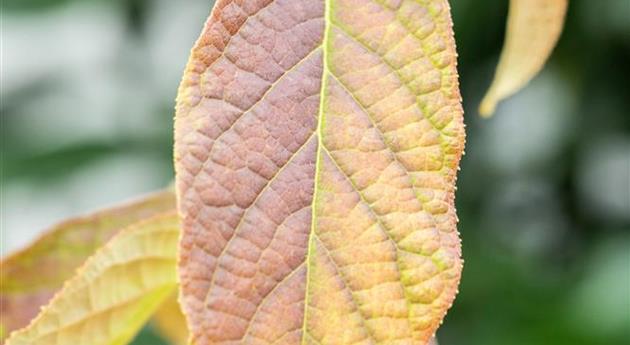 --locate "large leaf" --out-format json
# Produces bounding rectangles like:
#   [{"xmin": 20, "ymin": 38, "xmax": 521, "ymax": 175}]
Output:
[
  {"xmin": 4, "ymin": 212, "xmax": 180, "ymax": 345},
  {"xmin": 479, "ymin": 0, "xmax": 568, "ymax": 116},
  {"xmin": 174, "ymin": 0, "xmax": 465, "ymax": 344},
  {"xmin": 0, "ymin": 189, "xmax": 175, "ymax": 340}
]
